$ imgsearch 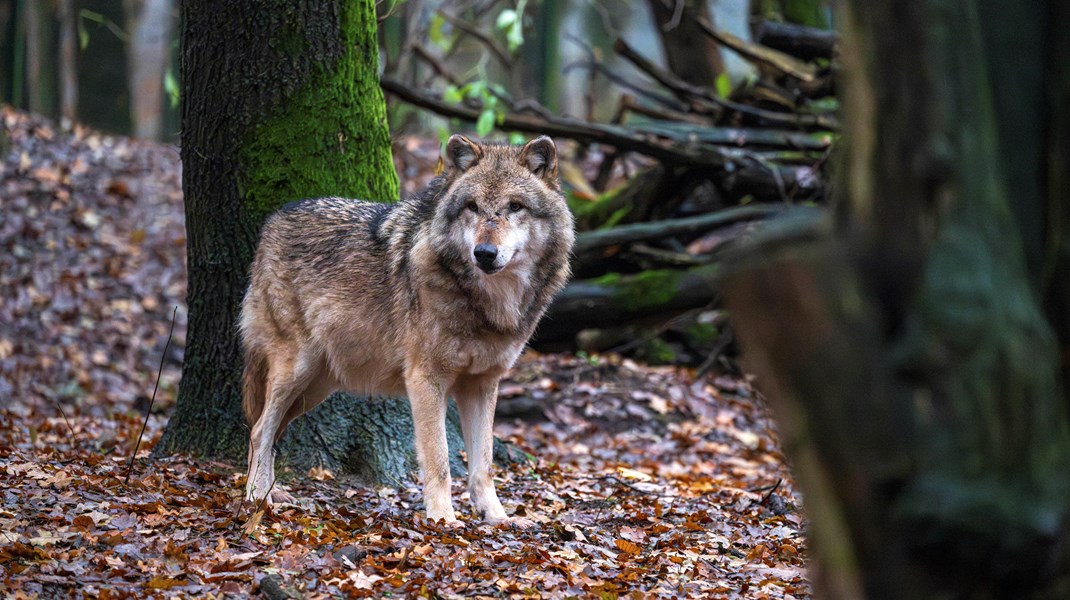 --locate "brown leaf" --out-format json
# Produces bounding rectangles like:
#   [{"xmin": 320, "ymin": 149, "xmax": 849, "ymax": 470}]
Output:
[
  {"xmin": 242, "ymin": 510, "xmax": 264, "ymax": 536},
  {"xmin": 146, "ymin": 576, "xmax": 186, "ymax": 590},
  {"xmin": 615, "ymin": 539, "xmax": 641, "ymax": 555}
]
